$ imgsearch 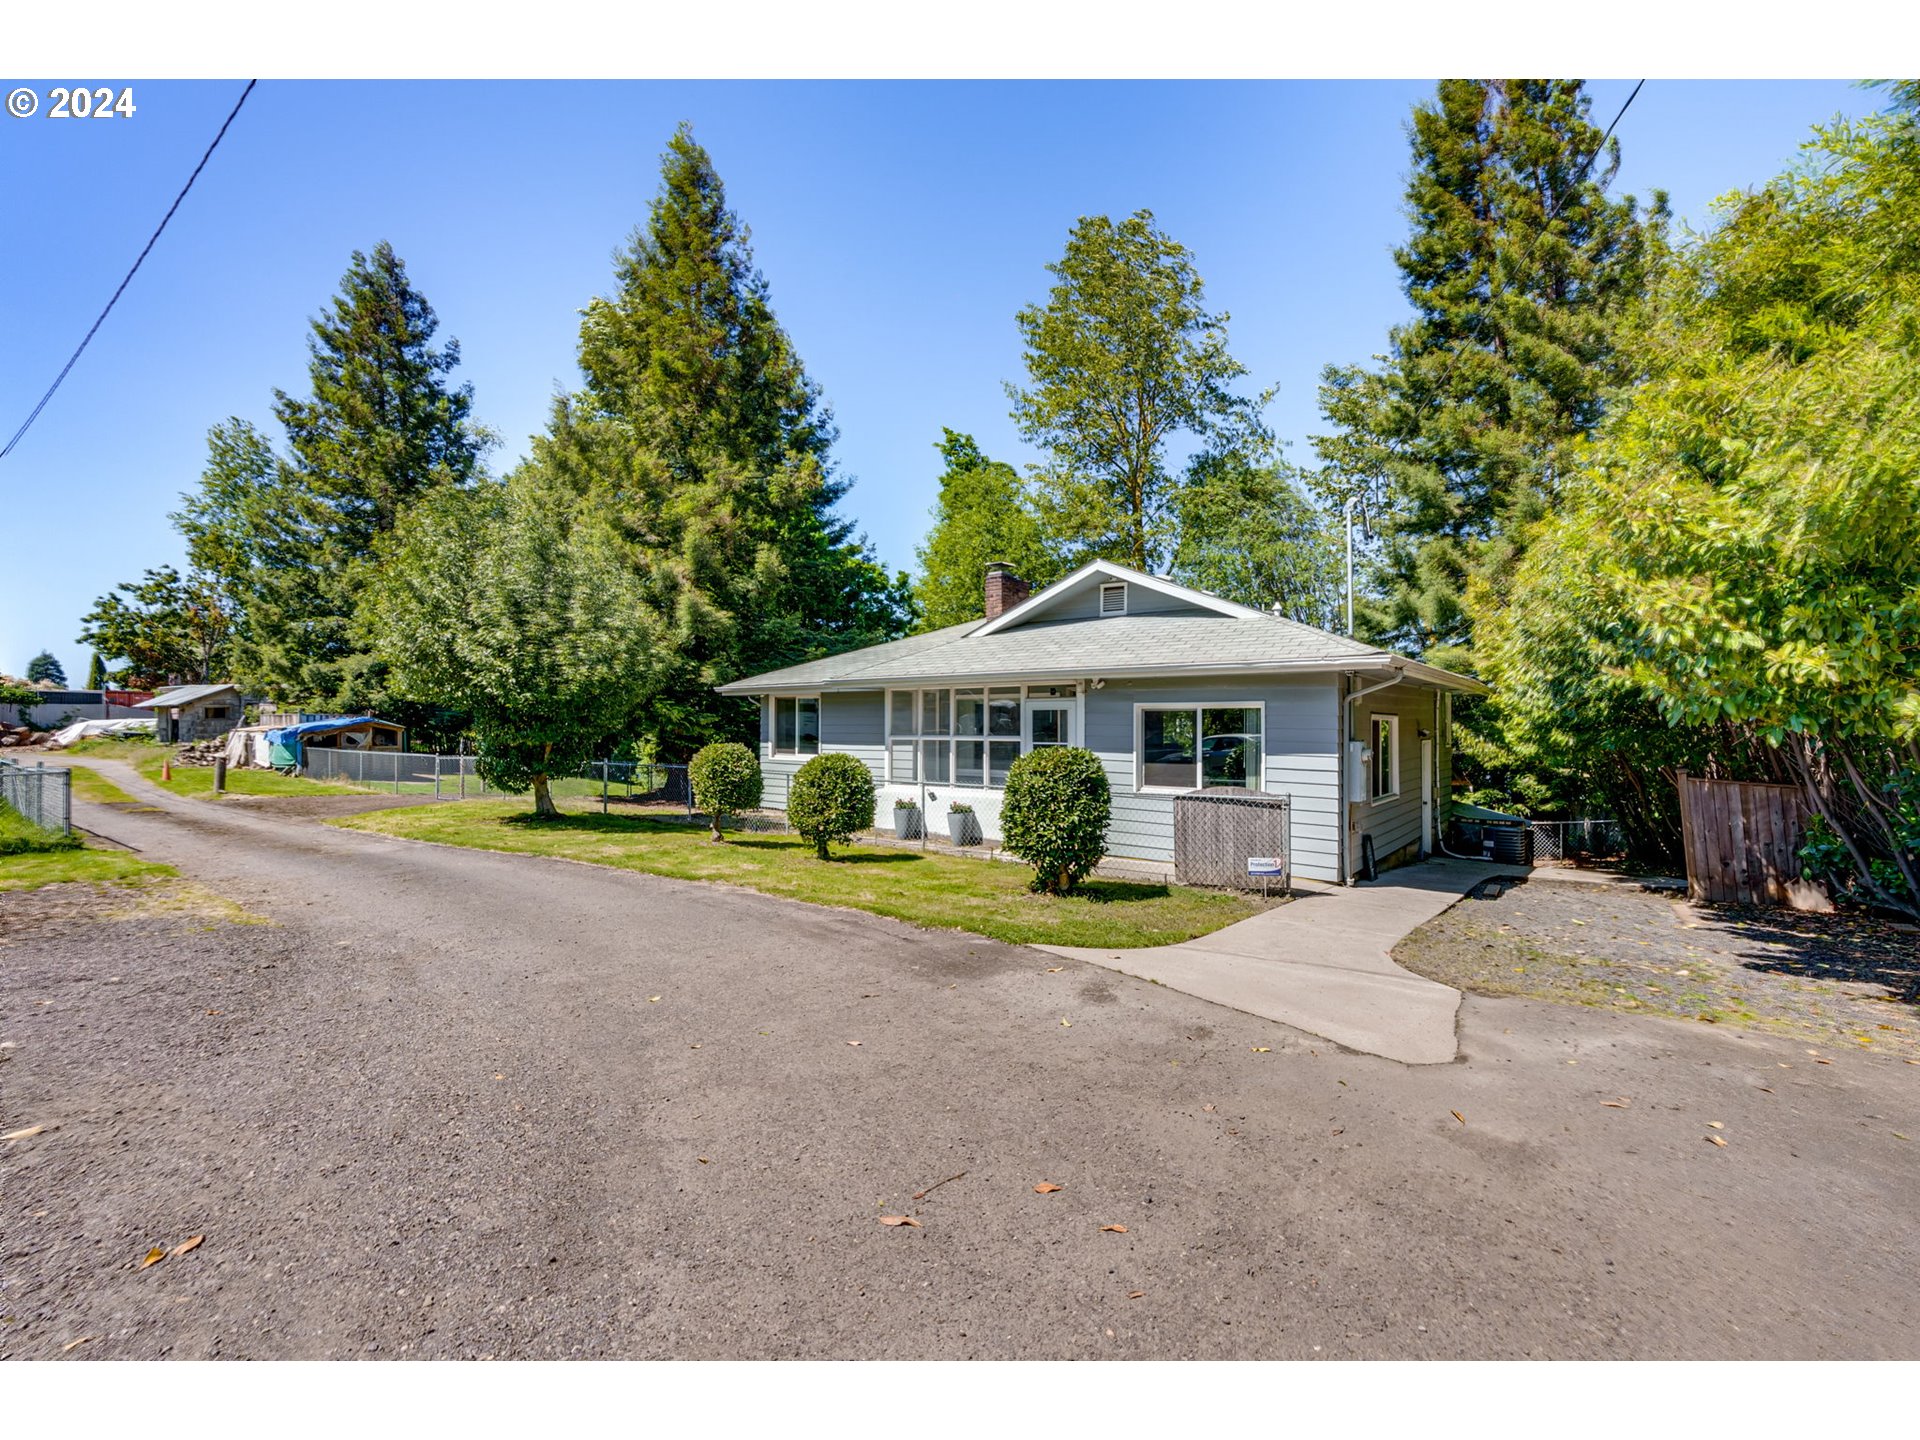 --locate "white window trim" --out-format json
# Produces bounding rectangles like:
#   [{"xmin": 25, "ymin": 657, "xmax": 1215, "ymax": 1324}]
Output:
[
  {"xmin": 885, "ymin": 684, "xmax": 1078, "ymax": 787},
  {"xmin": 771, "ymin": 693, "xmax": 822, "ymax": 757},
  {"xmin": 1132, "ymin": 700, "xmax": 1267, "ymax": 795},
  {"xmin": 1368, "ymin": 712, "xmax": 1400, "ymax": 802}
]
